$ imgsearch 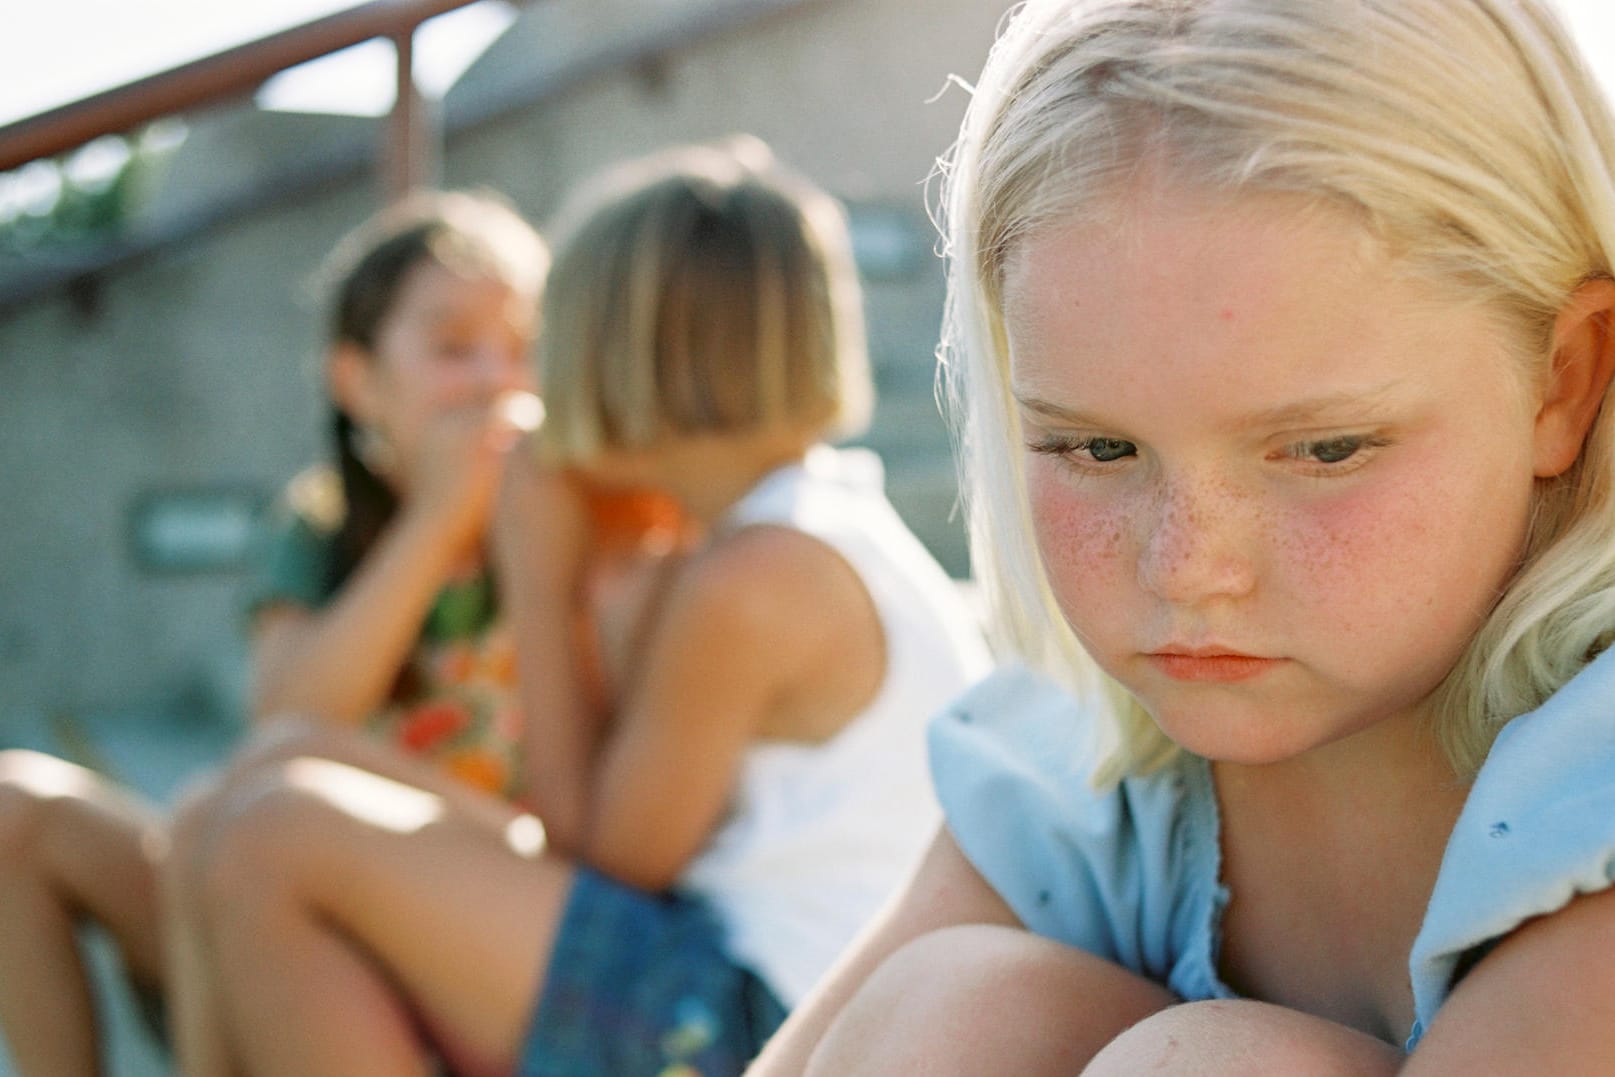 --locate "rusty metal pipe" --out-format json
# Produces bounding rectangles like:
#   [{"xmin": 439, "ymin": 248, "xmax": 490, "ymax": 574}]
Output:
[
  {"xmin": 0, "ymin": 0, "xmax": 490, "ymax": 172},
  {"xmin": 385, "ymin": 29, "xmax": 441, "ymax": 201}
]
